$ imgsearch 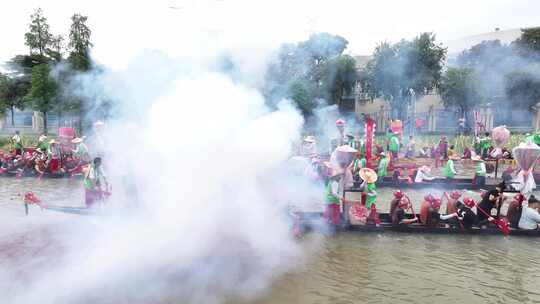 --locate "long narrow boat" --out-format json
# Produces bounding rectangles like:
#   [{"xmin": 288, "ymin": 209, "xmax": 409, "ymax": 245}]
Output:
[
  {"xmin": 293, "ymin": 212, "xmax": 540, "ymax": 236},
  {"xmin": 357, "ymin": 178, "xmax": 520, "ymax": 191}
]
